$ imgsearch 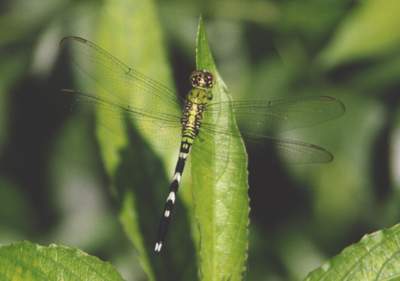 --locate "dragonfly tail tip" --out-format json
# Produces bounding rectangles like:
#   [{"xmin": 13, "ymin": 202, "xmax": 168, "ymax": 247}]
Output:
[{"xmin": 154, "ymin": 242, "xmax": 163, "ymax": 254}]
